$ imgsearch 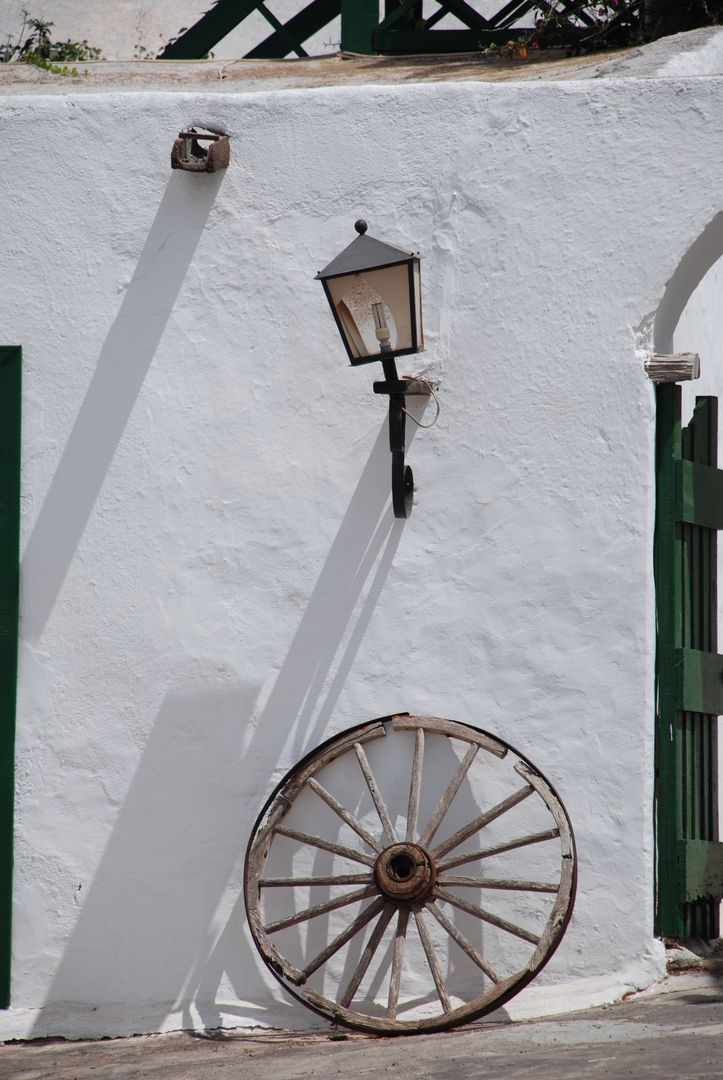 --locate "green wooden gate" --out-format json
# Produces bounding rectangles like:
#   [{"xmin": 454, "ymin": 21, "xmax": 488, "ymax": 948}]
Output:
[{"xmin": 655, "ymin": 385, "xmax": 723, "ymax": 938}]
